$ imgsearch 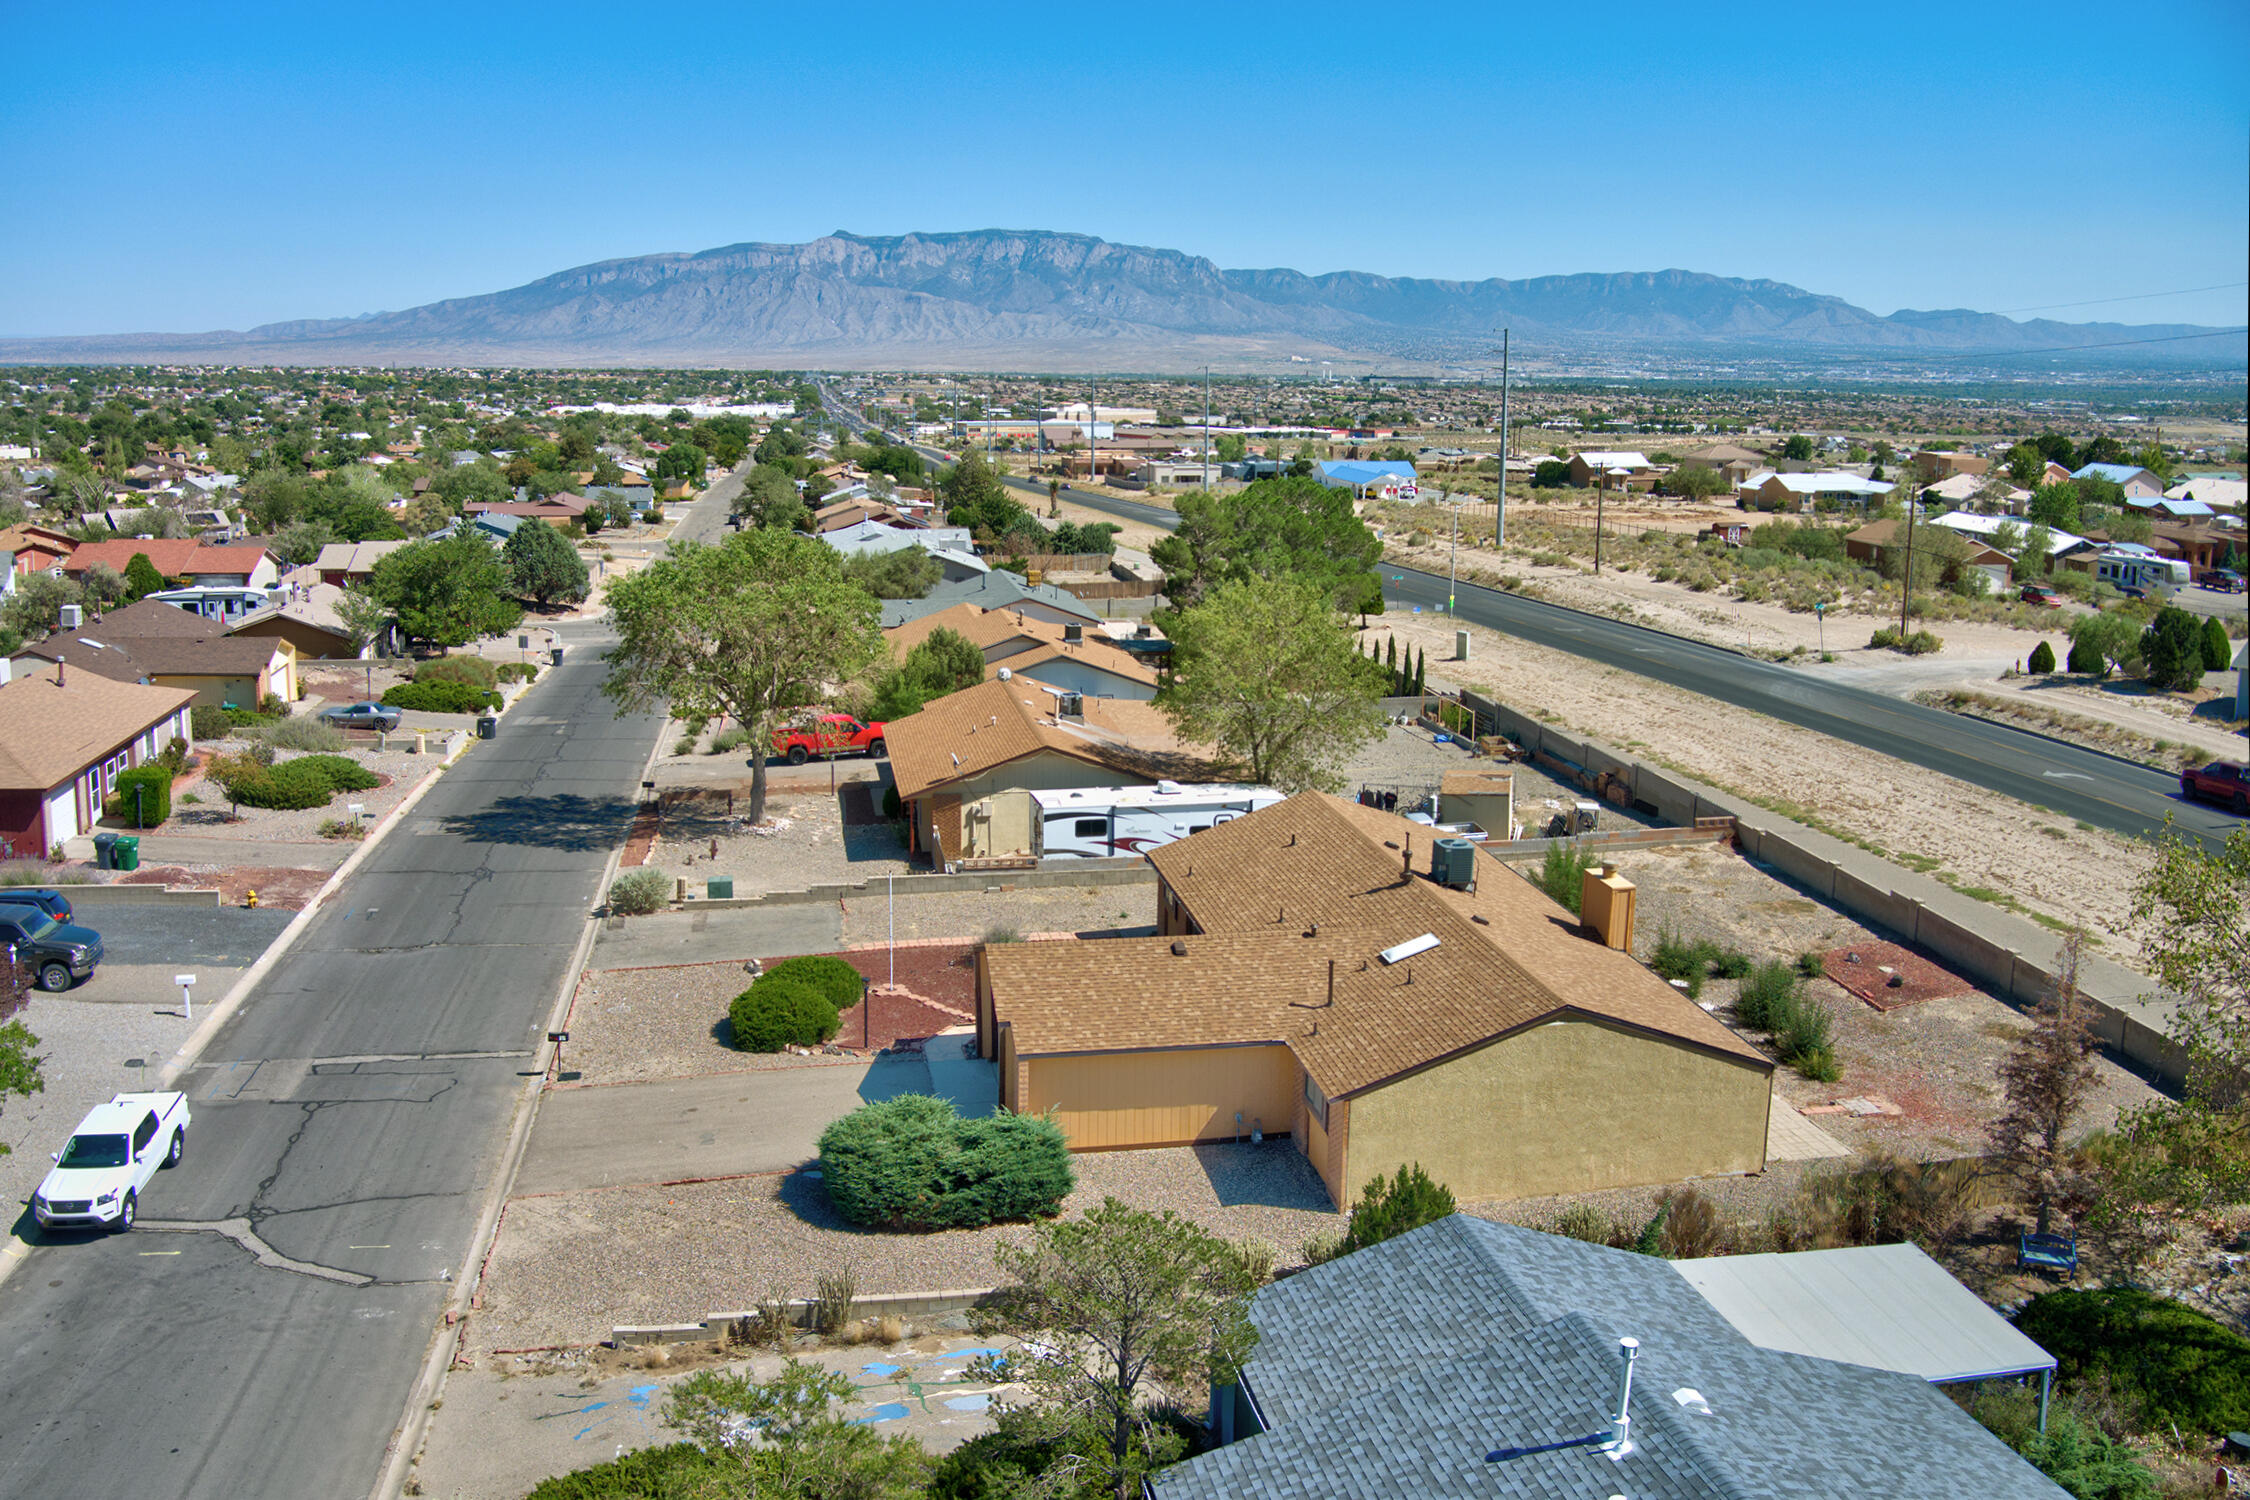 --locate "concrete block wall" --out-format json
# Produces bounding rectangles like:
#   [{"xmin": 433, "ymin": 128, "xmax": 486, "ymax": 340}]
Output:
[
  {"xmin": 62, "ymin": 884, "xmax": 223, "ymax": 907},
  {"xmin": 1451, "ymin": 688, "xmax": 2188, "ymax": 1087},
  {"xmin": 613, "ymin": 1286, "xmax": 997, "ymax": 1346}
]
